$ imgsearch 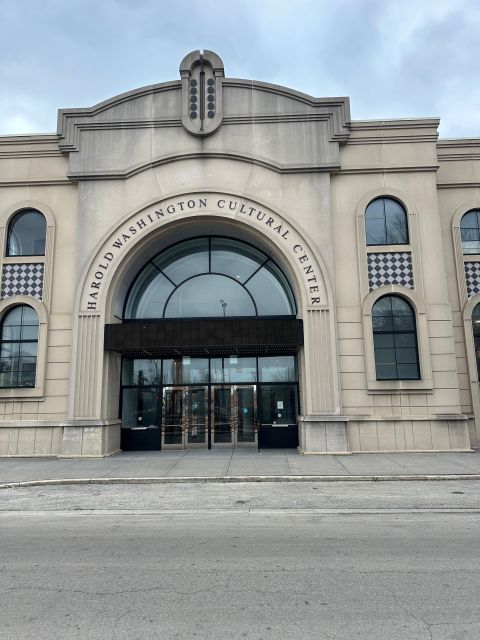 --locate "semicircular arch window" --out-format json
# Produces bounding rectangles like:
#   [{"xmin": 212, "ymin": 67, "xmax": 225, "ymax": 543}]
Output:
[{"xmin": 124, "ymin": 237, "xmax": 296, "ymax": 319}]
